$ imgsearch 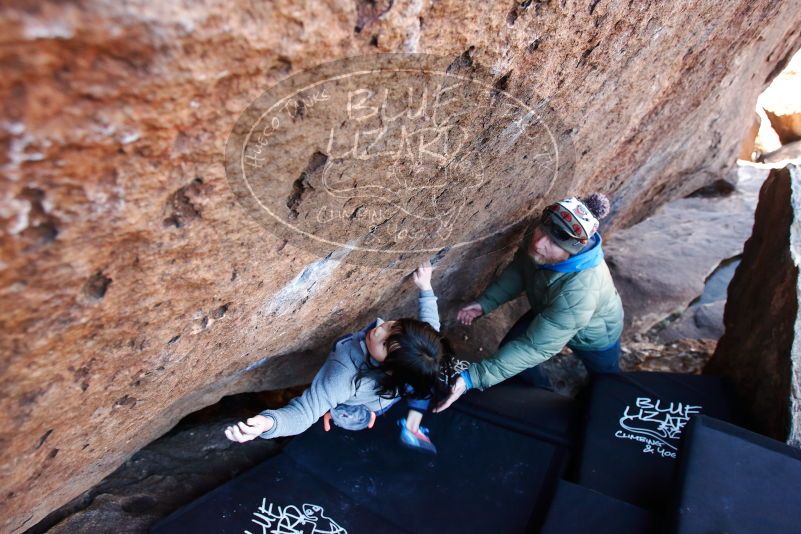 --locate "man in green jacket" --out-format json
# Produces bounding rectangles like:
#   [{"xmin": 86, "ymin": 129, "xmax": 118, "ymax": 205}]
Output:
[{"xmin": 436, "ymin": 193, "xmax": 624, "ymax": 411}]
